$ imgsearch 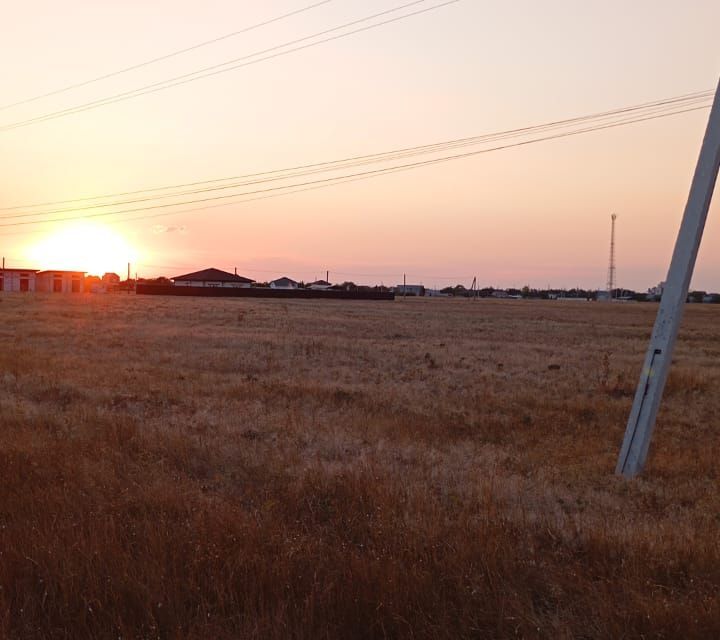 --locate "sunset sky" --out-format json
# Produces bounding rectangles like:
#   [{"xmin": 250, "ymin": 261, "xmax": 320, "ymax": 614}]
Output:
[{"xmin": 2, "ymin": 0, "xmax": 720, "ymax": 290}]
